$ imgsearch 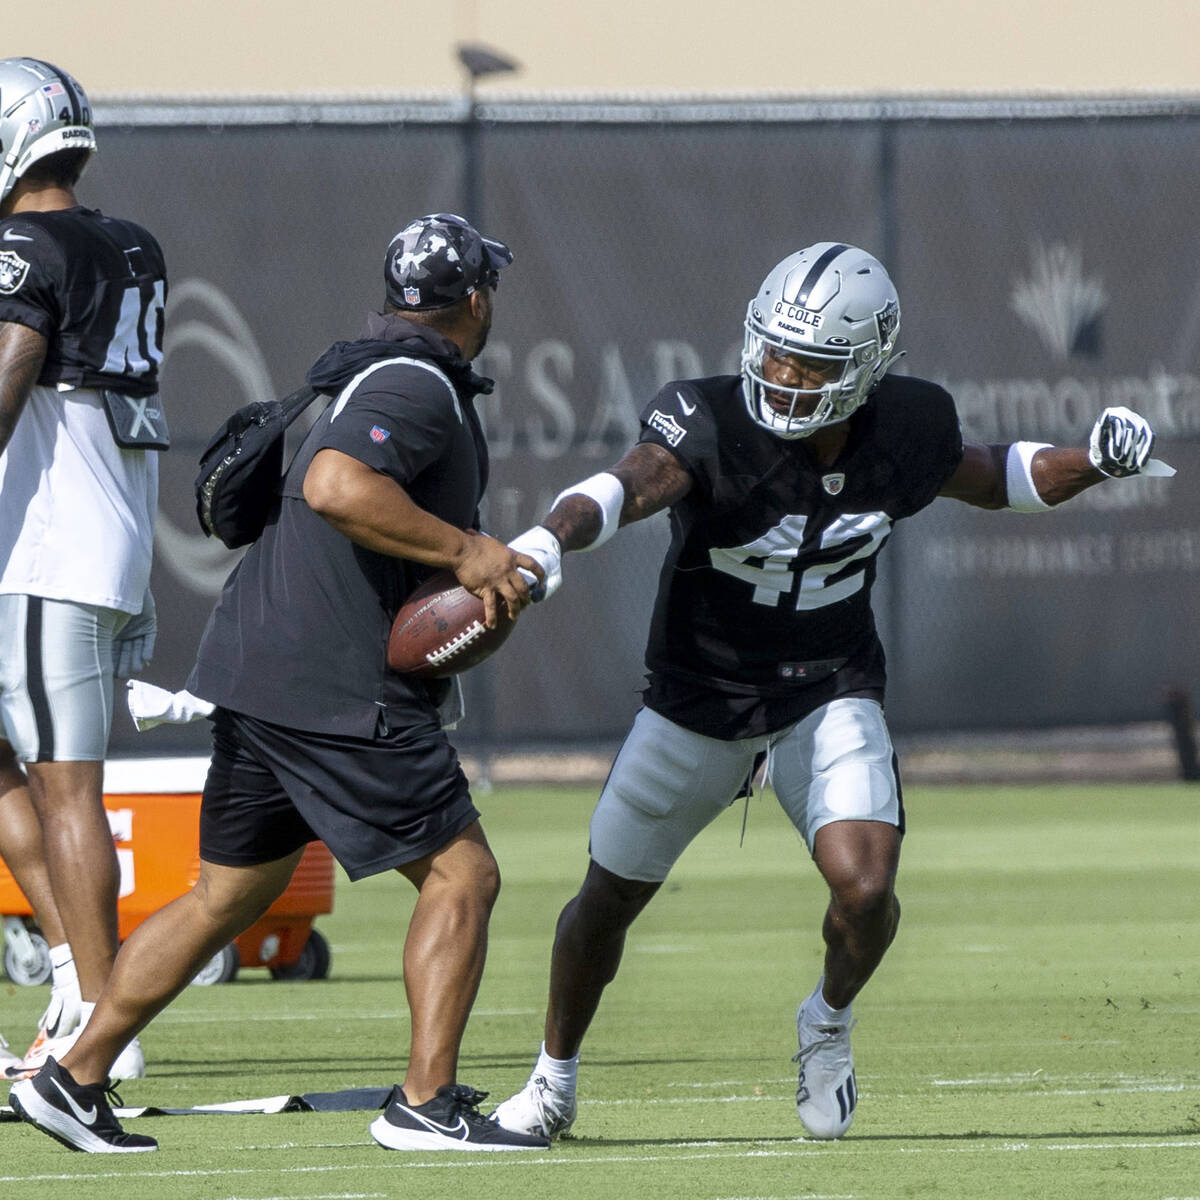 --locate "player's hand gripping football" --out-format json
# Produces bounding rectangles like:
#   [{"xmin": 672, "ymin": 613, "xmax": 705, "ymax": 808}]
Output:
[
  {"xmin": 1088, "ymin": 406, "xmax": 1175, "ymax": 478},
  {"xmin": 455, "ymin": 531, "xmax": 544, "ymax": 627}
]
